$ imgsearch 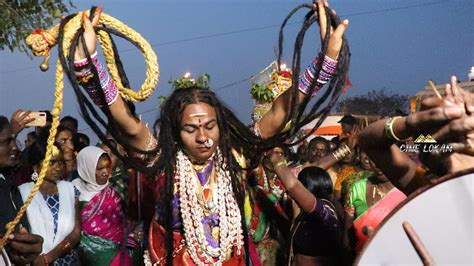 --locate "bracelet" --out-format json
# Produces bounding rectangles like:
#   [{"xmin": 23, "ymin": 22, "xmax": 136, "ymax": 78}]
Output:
[
  {"xmin": 74, "ymin": 51, "xmax": 98, "ymax": 67},
  {"xmin": 41, "ymin": 254, "xmax": 49, "ymax": 265},
  {"xmin": 274, "ymin": 160, "xmax": 288, "ymax": 169},
  {"xmin": 332, "ymin": 144, "xmax": 351, "ymax": 160},
  {"xmin": 298, "ymin": 55, "xmax": 338, "ymax": 95},
  {"xmin": 385, "ymin": 116, "xmax": 403, "ymax": 141},
  {"xmin": 60, "ymin": 239, "xmax": 72, "ymax": 253},
  {"xmin": 75, "ymin": 57, "xmax": 119, "ymax": 107}
]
